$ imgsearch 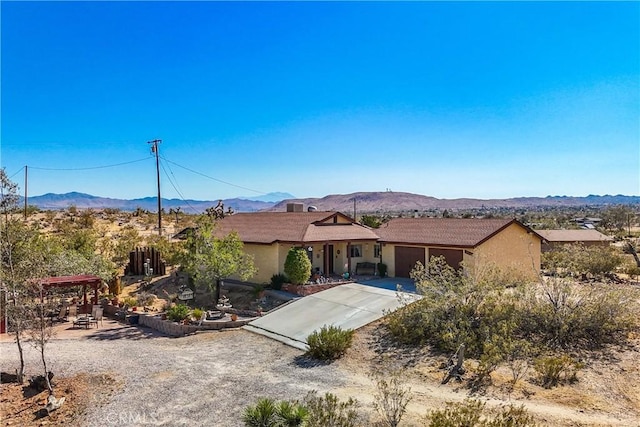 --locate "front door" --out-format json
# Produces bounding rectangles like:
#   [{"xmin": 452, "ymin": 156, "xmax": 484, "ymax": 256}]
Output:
[{"xmin": 325, "ymin": 245, "xmax": 334, "ymax": 275}]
